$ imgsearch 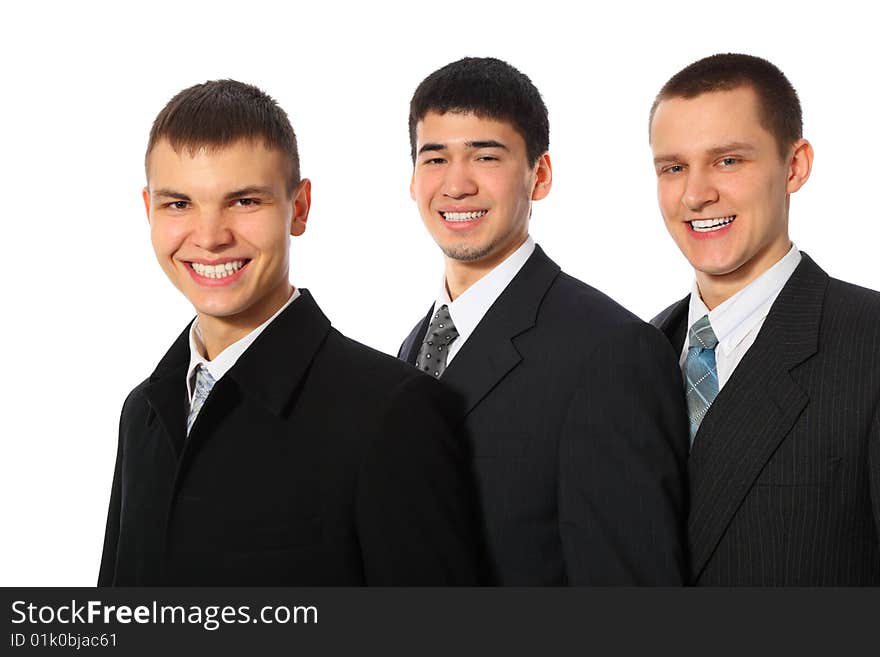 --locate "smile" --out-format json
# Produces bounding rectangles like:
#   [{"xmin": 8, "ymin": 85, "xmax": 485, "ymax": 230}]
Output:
[
  {"xmin": 442, "ymin": 210, "xmax": 488, "ymax": 222},
  {"xmin": 189, "ymin": 260, "xmax": 249, "ymax": 279},
  {"xmin": 690, "ymin": 215, "xmax": 736, "ymax": 232}
]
